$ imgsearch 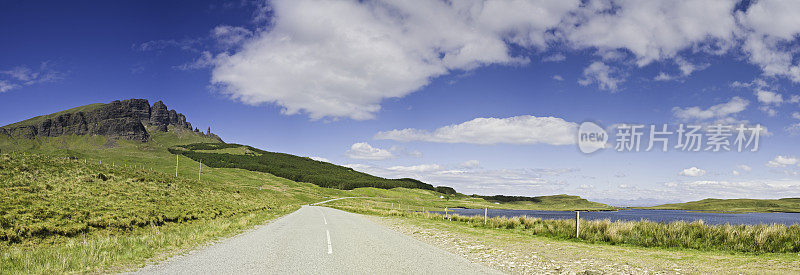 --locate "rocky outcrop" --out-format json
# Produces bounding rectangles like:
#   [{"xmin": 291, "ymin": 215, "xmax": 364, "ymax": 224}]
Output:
[{"xmin": 1, "ymin": 99, "xmax": 211, "ymax": 142}]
